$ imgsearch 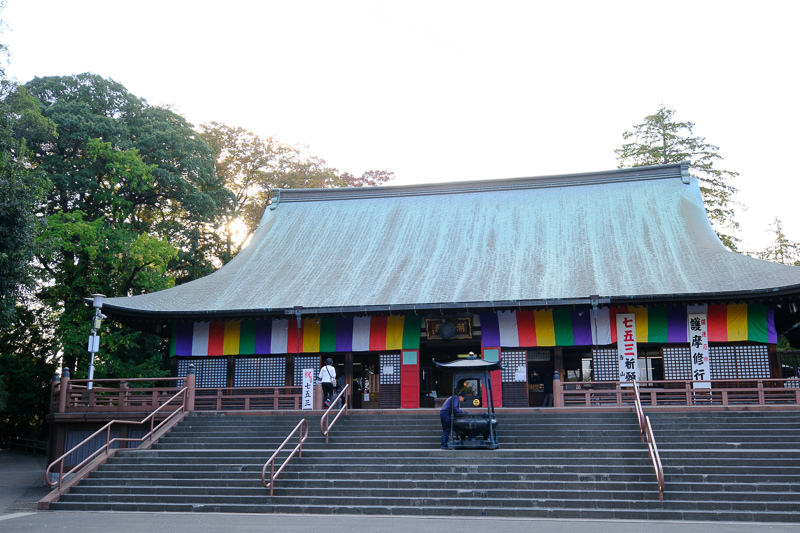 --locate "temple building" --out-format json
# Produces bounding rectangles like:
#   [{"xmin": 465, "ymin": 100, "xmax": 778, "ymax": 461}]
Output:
[{"xmin": 100, "ymin": 162, "xmax": 800, "ymax": 408}]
